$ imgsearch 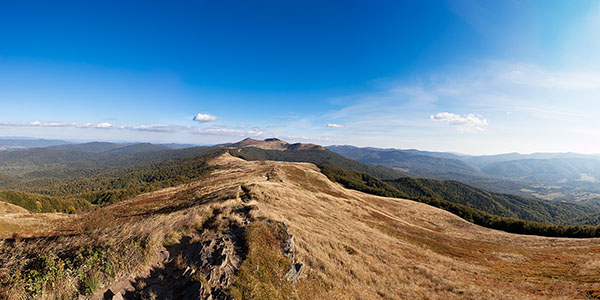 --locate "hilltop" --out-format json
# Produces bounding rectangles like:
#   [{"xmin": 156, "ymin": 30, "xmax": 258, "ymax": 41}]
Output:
[
  {"xmin": 2, "ymin": 153, "xmax": 600, "ymax": 299},
  {"xmin": 226, "ymin": 138, "xmax": 326, "ymax": 151}
]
